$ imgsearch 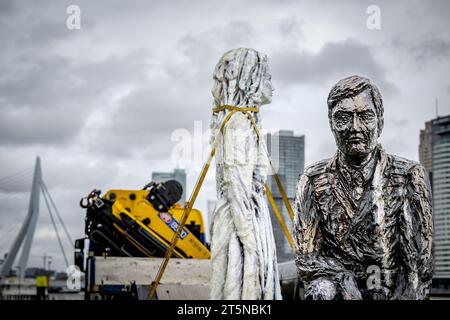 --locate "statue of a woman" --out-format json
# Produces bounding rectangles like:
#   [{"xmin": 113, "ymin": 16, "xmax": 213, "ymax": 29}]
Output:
[{"xmin": 209, "ymin": 48, "xmax": 282, "ymax": 300}]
